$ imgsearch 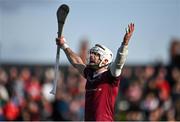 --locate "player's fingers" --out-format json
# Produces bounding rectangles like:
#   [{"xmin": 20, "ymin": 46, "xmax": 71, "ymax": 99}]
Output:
[
  {"xmin": 129, "ymin": 23, "xmax": 134, "ymax": 33},
  {"xmin": 61, "ymin": 36, "xmax": 67, "ymax": 43},
  {"xmin": 130, "ymin": 23, "xmax": 133, "ymax": 31},
  {"xmin": 131, "ymin": 23, "xmax": 134, "ymax": 31},
  {"xmin": 56, "ymin": 37, "xmax": 63, "ymax": 44}
]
